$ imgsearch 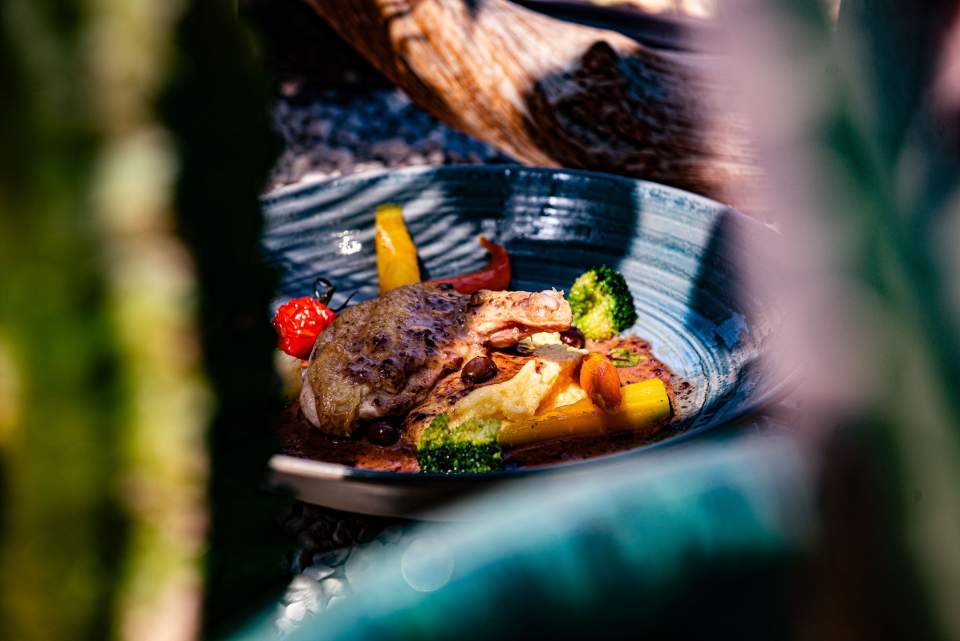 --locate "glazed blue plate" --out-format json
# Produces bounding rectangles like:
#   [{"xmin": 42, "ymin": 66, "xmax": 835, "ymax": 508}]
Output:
[{"xmin": 262, "ymin": 165, "xmax": 784, "ymax": 517}]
